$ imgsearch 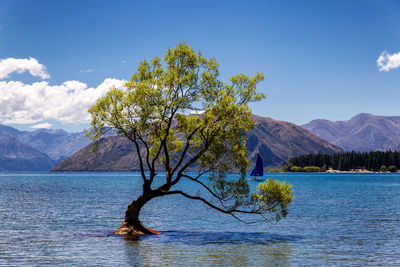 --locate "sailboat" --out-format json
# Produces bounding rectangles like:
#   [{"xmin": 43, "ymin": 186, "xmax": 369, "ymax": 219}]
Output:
[{"xmin": 248, "ymin": 153, "xmax": 264, "ymax": 181}]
